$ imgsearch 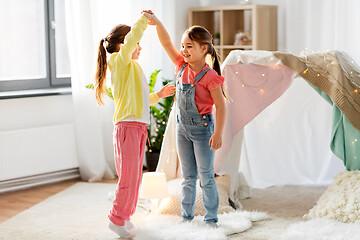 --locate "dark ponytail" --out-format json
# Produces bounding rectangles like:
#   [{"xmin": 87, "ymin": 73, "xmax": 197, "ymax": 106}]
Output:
[
  {"xmin": 94, "ymin": 24, "xmax": 131, "ymax": 105},
  {"xmin": 95, "ymin": 39, "xmax": 107, "ymax": 105}
]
